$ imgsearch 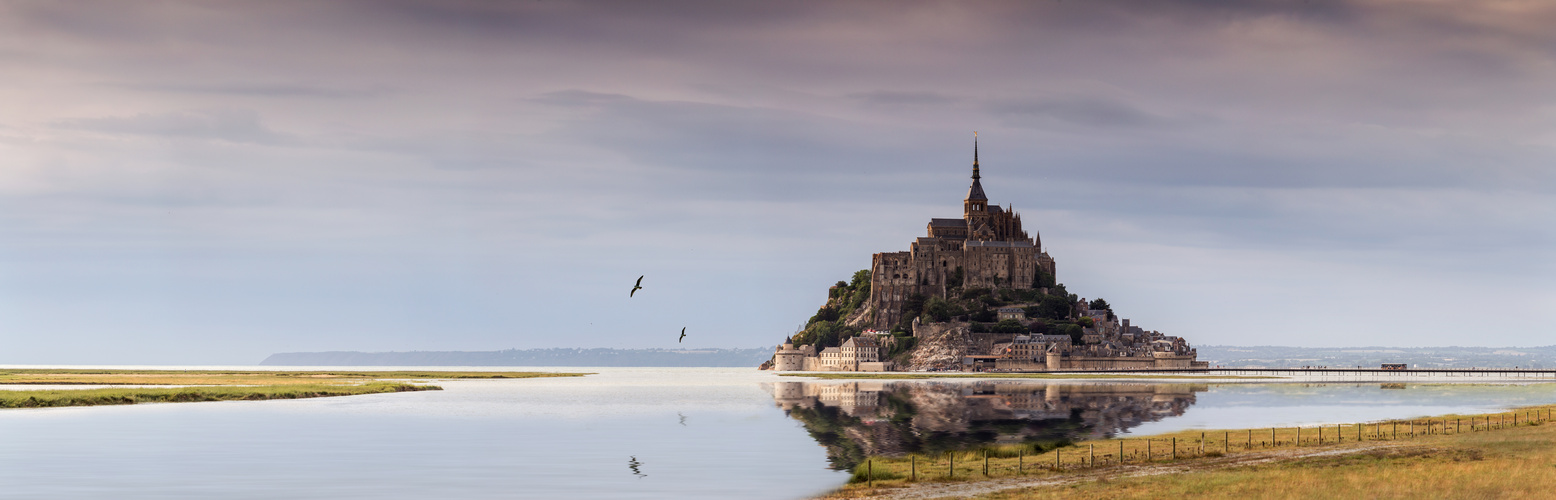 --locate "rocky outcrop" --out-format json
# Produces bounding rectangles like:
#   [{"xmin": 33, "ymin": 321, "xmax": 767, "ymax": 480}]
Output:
[
  {"xmin": 843, "ymin": 303, "xmax": 874, "ymax": 328},
  {"xmin": 903, "ymin": 322, "xmax": 973, "ymax": 371}
]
